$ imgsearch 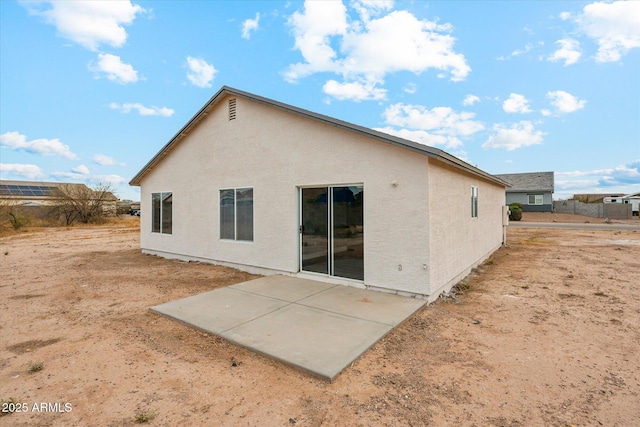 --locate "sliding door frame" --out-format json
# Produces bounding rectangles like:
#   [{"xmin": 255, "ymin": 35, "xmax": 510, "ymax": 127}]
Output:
[{"xmin": 298, "ymin": 184, "xmax": 364, "ymax": 281}]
